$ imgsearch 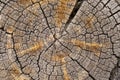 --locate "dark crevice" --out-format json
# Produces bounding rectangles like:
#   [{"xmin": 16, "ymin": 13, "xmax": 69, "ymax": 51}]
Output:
[
  {"xmin": 109, "ymin": 58, "xmax": 120, "ymax": 80},
  {"xmin": 91, "ymin": 0, "xmax": 102, "ymax": 11},
  {"xmin": 0, "ymin": 27, "xmax": 13, "ymax": 35},
  {"xmin": 11, "ymin": 34, "xmax": 23, "ymax": 71},
  {"xmin": 70, "ymin": 57, "xmax": 96, "ymax": 80},
  {"xmin": 38, "ymin": 2, "xmax": 53, "ymax": 34},
  {"xmin": 58, "ymin": 40, "xmax": 73, "ymax": 53},
  {"xmin": 0, "ymin": 27, "xmax": 4, "ymax": 31},
  {"xmin": 11, "ymin": 33, "xmax": 35, "ymax": 79},
  {"xmin": 108, "ymin": 9, "xmax": 120, "ymax": 18},
  {"xmin": 63, "ymin": 0, "xmax": 85, "ymax": 31}
]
